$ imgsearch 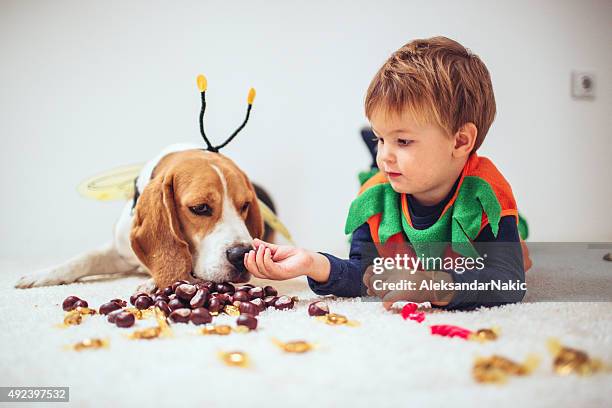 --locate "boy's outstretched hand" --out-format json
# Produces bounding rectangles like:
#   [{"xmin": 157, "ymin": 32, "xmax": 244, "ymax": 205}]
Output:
[{"xmin": 244, "ymin": 239, "xmax": 331, "ymax": 282}]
